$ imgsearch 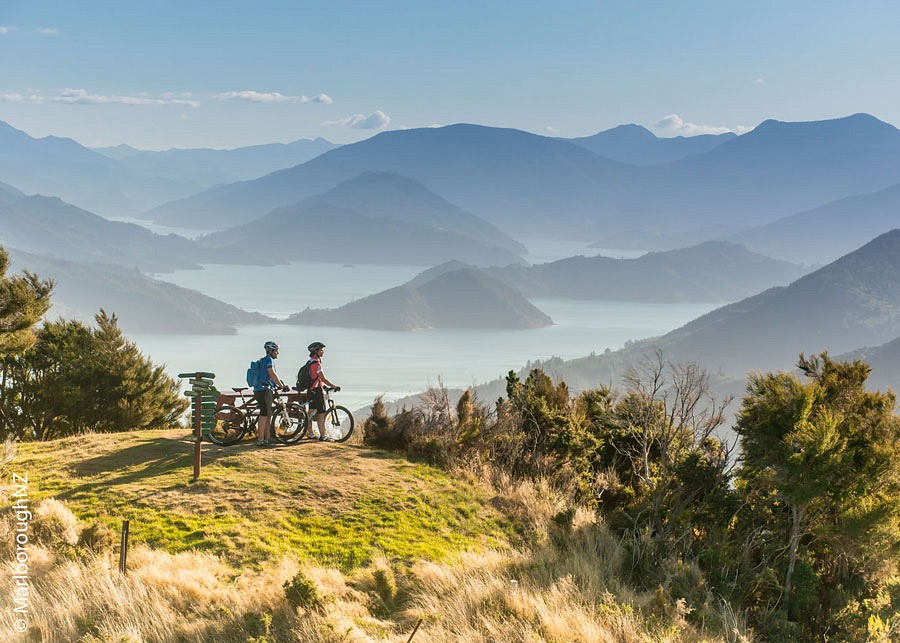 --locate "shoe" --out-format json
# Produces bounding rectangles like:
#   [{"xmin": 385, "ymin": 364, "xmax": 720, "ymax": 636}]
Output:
[
  {"xmin": 319, "ymin": 435, "xmax": 334, "ymax": 442},
  {"xmin": 308, "ymin": 433, "xmax": 321, "ymax": 440},
  {"xmin": 256, "ymin": 440, "xmax": 267, "ymax": 446}
]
